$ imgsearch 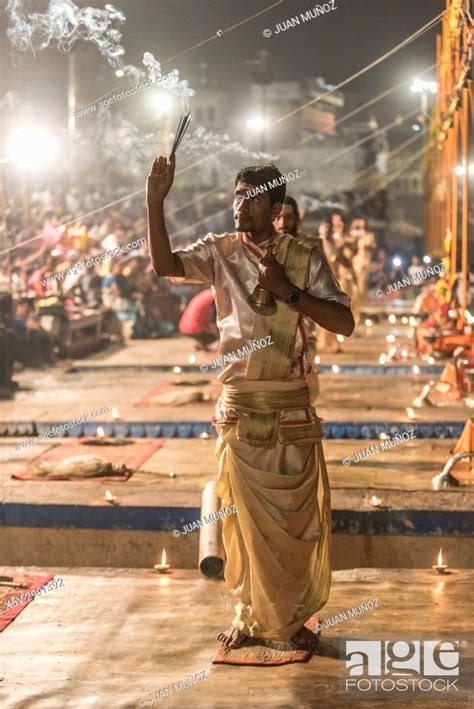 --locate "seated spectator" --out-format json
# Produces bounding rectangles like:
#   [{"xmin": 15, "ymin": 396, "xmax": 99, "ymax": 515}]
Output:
[
  {"xmin": 7, "ymin": 299, "xmax": 54, "ymax": 367},
  {"xmin": 101, "ymin": 263, "xmax": 138, "ymax": 341}
]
